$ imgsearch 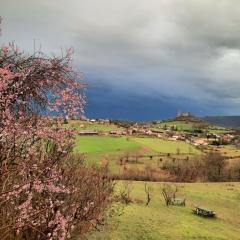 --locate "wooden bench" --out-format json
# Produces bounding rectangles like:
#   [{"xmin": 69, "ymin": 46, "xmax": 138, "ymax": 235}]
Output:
[
  {"xmin": 192, "ymin": 206, "xmax": 215, "ymax": 217},
  {"xmin": 169, "ymin": 197, "xmax": 186, "ymax": 206}
]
